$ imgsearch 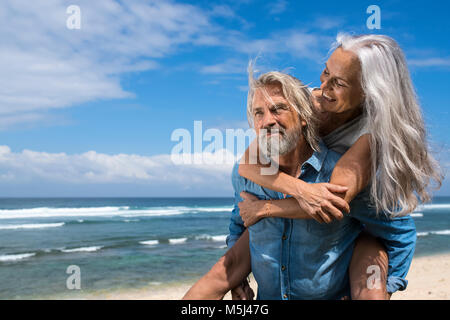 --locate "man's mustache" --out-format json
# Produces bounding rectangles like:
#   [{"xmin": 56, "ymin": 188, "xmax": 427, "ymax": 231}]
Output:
[{"xmin": 259, "ymin": 126, "xmax": 286, "ymax": 136}]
